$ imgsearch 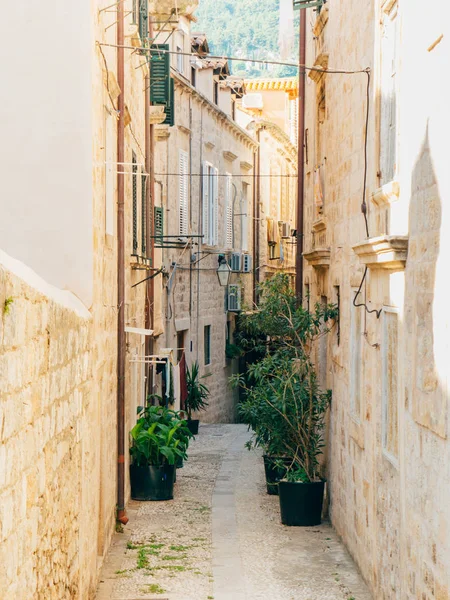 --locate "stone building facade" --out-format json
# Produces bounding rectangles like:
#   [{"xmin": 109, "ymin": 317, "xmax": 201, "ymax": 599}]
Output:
[
  {"xmin": 301, "ymin": 1, "xmax": 450, "ymax": 598},
  {"xmin": 151, "ymin": 15, "xmax": 257, "ymax": 422},
  {"xmin": 237, "ymin": 79, "xmax": 298, "ymax": 289}
]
